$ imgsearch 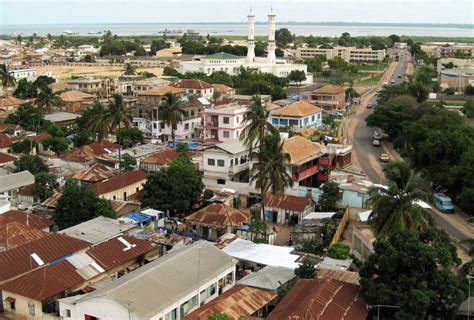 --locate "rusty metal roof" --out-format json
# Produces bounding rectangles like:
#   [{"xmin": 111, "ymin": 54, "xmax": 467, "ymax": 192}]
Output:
[
  {"xmin": 0, "ymin": 210, "xmax": 54, "ymax": 230},
  {"xmin": 63, "ymin": 141, "xmax": 119, "ymax": 162},
  {"xmin": 283, "ymin": 136, "xmax": 322, "ymax": 165},
  {"xmin": 0, "ymin": 233, "xmax": 90, "ymax": 283},
  {"xmin": 317, "ymin": 269, "xmax": 360, "ymax": 285},
  {"xmin": 87, "ymin": 235, "xmax": 155, "ymax": 270},
  {"xmin": 0, "ymin": 222, "xmax": 48, "ymax": 250},
  {"xmin": 41, "ymin": 191, "xmax": 62, "ymax": 208},
  {"xmin": 184, "ymin": 285, "xmax": 277, "ymax": 320},
  {"xmin": 91, "ymin": 169, "xmax": 148, "ymax": 195},
  {"xmin": 70, "ymin": 163, "xmax": 114, "ymax": 182},
  {"xmin": 141, "ymin": 148, "xmax": 194, "ymax": 165},
  {"xmin": 264, "ymin": 193, "xmax": 313, "ymax": 212},
  {"xmin": 185, "ymin": 203, "xmax": 251, "ymax": 228},
  {"xmin": 267, "ymin": 279, "xmax": 368, "ymax": 320}
]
